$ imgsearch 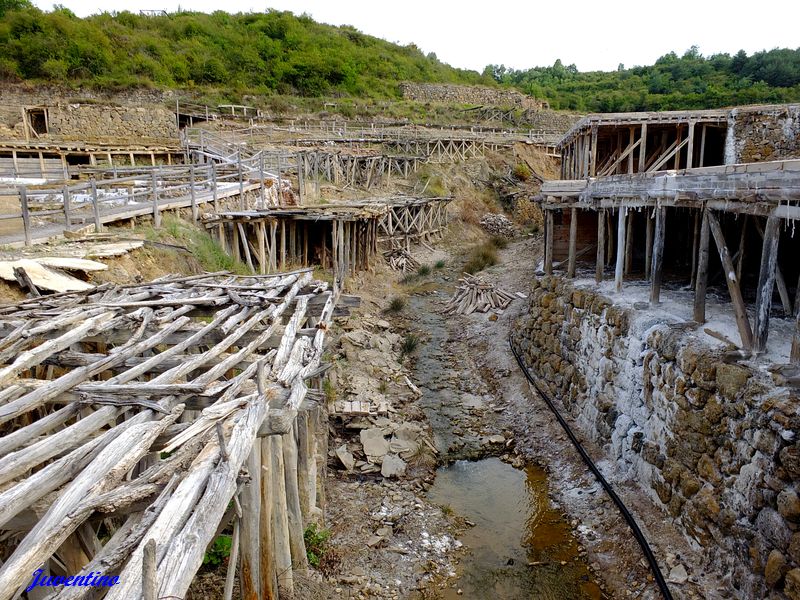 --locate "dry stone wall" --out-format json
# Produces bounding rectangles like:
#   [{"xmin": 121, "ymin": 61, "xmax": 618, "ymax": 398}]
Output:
[
  {"xmin": 399, "ymin": 83, "xmax": 547, "ymax": 110},
  {"xmin": 730, "ymin": 105, "xmax": 800, "ymax": 163},
  {"xmin": 512, "ymin": 275, "xmax": 800, "ymax": 598}
]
